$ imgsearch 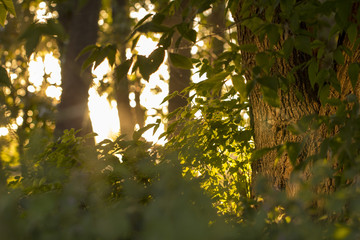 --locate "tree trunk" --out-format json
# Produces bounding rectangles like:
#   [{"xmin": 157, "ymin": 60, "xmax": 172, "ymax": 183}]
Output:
[
  {"xmin": 112, "ymin": 0, "xmax": 136, "ymax": 139},
  {"xmin": 208, "ymin": 1, "xmax": 225, "ymax": 63},
  {"xmin": 234, "ymin": 2, "xmax": 360, "ymax": 195},
  {"xmin": 167, "ymin": 1, "xmax": 192, "ymax": 114},
  {"xmin": 55, "ymin": 0, "xmax": 101, "ymax": 144}
]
